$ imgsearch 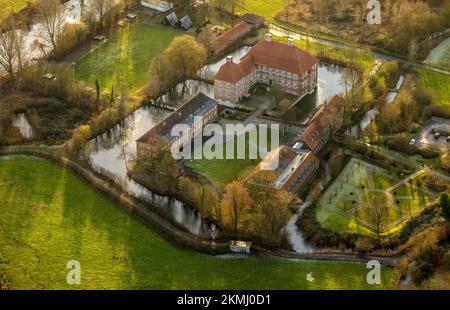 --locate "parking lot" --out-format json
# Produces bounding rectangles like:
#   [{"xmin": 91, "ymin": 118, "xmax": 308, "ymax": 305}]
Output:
[{"xmin": 417, "ymin": 117, "xmax": 450, "ymax": 150}]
